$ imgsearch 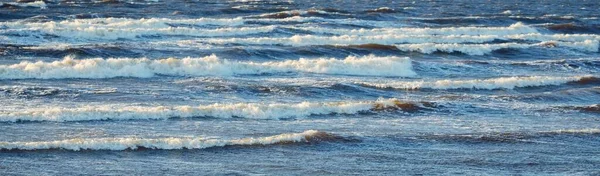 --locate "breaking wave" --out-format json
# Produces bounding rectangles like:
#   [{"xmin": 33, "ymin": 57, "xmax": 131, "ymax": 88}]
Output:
[
  {"xmin": 0, "ymin": 130, "xmax": 347, "ymax": 151},
  {"xmin": 201, "ymin": 34, "xmax": 600, "ymax": 47},
  {"xmin": 0, "ymin": 55, "xmax": 415, "ymax": 79},
  {"xmin": 0, "ymin": 1, "xmax": 47, "ymax": 9},
  {"xmin": 395, "ymin": 40, "xmax": 599, "ymax": 55},
  {"xmin": 0, "ymin": 98, "xmax": 432, "ymax": 122},
  {"xmin": 356, "ymin": 76, "xmax": 595, "ymax": 90},
  {"xmin": 301, "ymin": 22, "xmax": 538, "ymax": 36}
]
